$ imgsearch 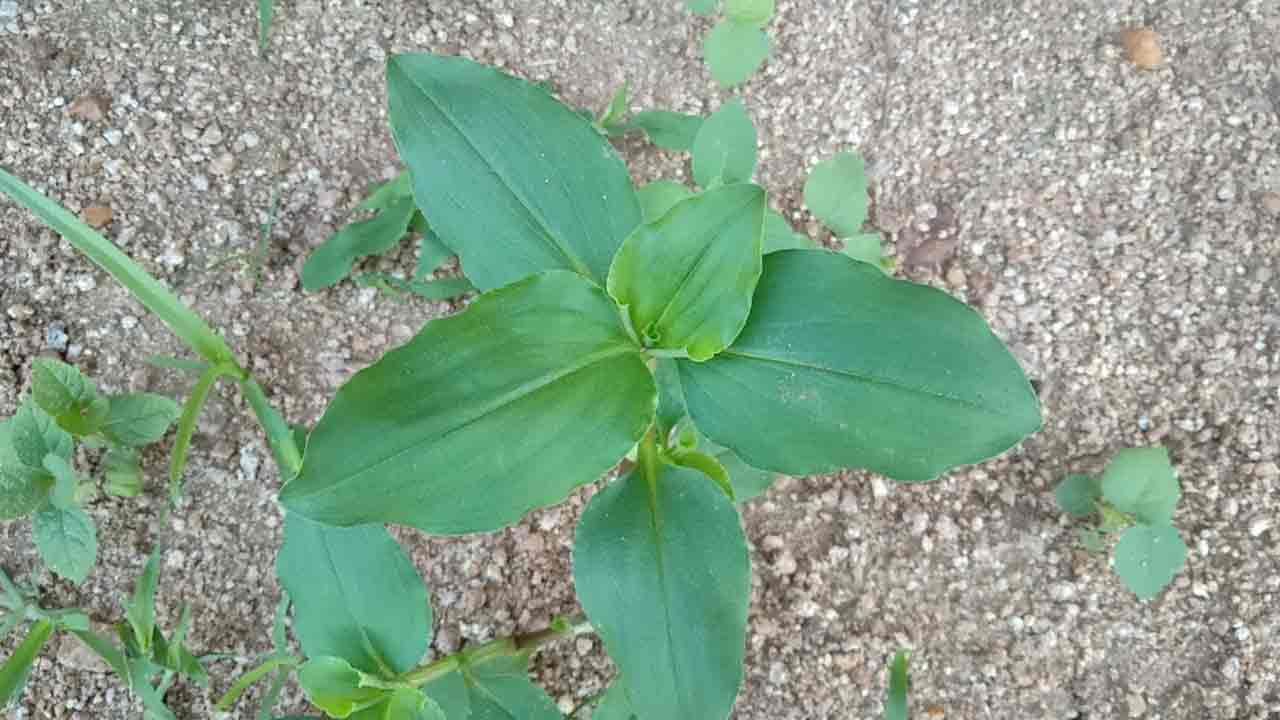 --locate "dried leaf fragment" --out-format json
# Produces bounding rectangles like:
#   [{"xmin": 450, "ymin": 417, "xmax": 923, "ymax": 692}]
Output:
[
  {"xmin": 82, "ymin": 206, "xmax": 113, "ymax": 228},
  {"xmin": 1121, "ymin": 28, "xmax": 1163, "ymax": 70},
  {"xmin": 67, "ymin": 94, "xmax": 110, "ymax": 122}
]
